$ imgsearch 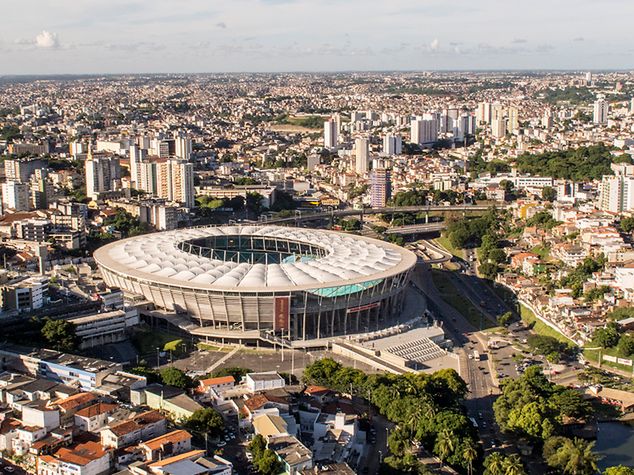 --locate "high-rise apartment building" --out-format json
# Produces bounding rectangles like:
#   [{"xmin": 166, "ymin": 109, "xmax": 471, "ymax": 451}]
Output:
[
  {"xmin": 593, "ymin": 97, "xmax": 609, "ymax": 124},
  {"xmin": 491, "ymin": 117, "xmax": 507, "ymax": 139},
  {"xmin": 4, "ymin": 158, "xmax": 45, "ymax": 183},
  {"xmin": 355, "ymin": 137, "xmax": 369, "ymax": 175},
  {"xmin": 507, "ymin": 106, "xmax": 519, "ymax": 133},
  {"xmin": 85, "ymin": 151, "xmax": 121, "ymax": 200},
  {"xmin": 599, "ymin": 164, "xmax": 634, "ymax": 213},
  {"xmin": 476, "ymin": 102, "xmax": 492, "ymax": 124},
  {"xmin": 1, "ymin": 181, "xmax": 30, "ymax": 211},
  {"xmin": 174, "ymin": 132, "xmax": 192, "ymax": 160},
  {"xmin": 410, "ymin": 116, "xmax": 438, "ymax": 146},
  {"xmin": 370, "ymin": 168, "xmax": 391, "ymax": 208},
  {"xmin": 323, "ymin": 118, "xmax": 338, "ymax": 149},
  {"xmin": 382, "ymin": 134, "xmax": 402, "ymax": 155}
]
